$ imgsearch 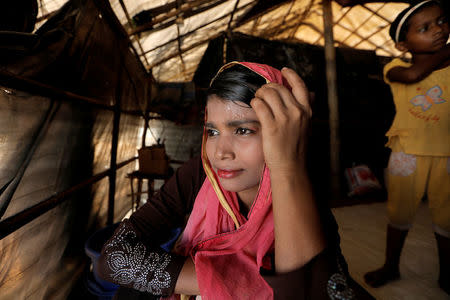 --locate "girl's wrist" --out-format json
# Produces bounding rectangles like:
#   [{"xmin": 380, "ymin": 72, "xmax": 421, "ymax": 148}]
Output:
[
  {"xmin": 267, "ymin": 159, "xmax": 307, "ymax": 176},
  {"xmin": 268, "ymin": 165, "xmax": 309, "ymax": 185}
]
